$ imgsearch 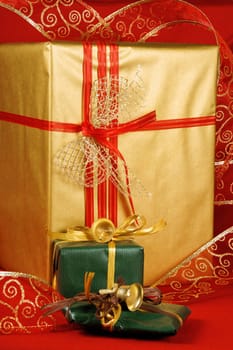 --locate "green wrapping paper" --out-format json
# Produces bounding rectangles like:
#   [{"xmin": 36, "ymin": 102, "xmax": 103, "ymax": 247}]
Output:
[
  {"xmin": 53, "ymin": 240, "xmax": 144, "ymax": 297},
  {"xmin": 68, "ymin": 302, "xmax": 191, "ymax": 337}
]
